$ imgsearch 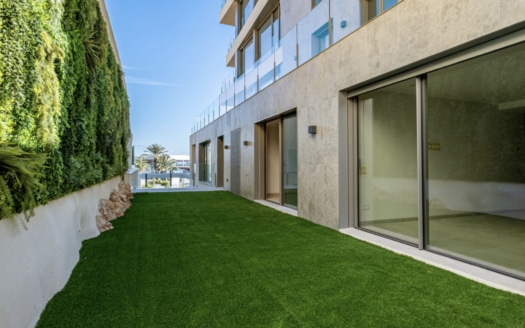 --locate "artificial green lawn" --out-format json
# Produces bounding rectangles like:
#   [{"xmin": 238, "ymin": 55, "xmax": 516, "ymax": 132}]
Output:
[{"xmin": 37, "ymin": 192, "xmax": 525, "ymax": 327}]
